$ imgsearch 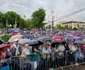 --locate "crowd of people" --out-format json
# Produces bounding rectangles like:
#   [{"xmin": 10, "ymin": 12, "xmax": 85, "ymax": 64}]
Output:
[{"xmin": 0, "ymin": 29, "xmax": 85, "ymax": 70}]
